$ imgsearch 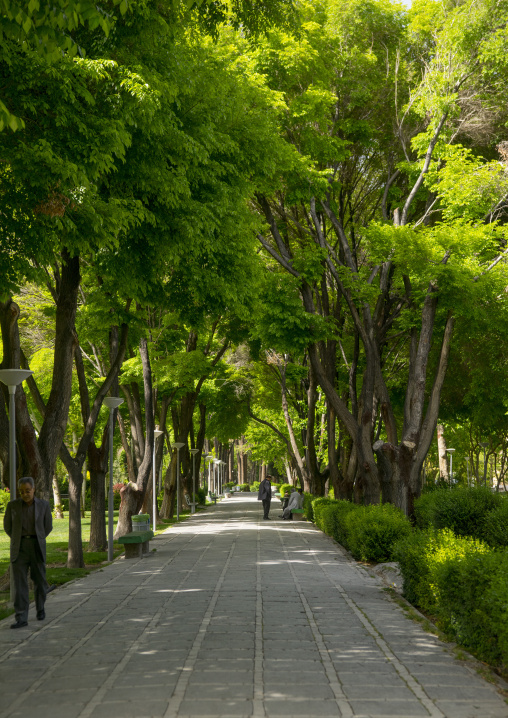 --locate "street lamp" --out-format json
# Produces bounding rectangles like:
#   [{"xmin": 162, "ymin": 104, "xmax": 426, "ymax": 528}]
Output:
[
  {"xmin": 153, "ymin": 430, "xmax": 164, "ymax": 532},
  {"xmin": 0, "ymin": 369, "xmax": 33, "ymax": 499},
  {"xmin": 0, "ymin": 368, "xmax": 33, "ymax": 602},
  {"xmin": 190, "ymin": 449, "xmax": 199, "ymax": 514},
  {"xmin": 213, "ymin": 458, "xmax": 220, "ymax": 496},
  {"xmin": 480, "ymin": 443, "xmax": 489, "ymax": 487},
  {"xmin": 447, "ymin": 449, "xmax": 455, "ymax": 485},
  {"xmin": 104, "ymin": 397, "xmax": 124, "ymax": 561},
  {"xmin": 173, "ymin": 442, "xmax": 185, "ymax": 521},
  {"xmin": 205, "ymin": 454, "xmax": 213, "ymax": 496}
]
